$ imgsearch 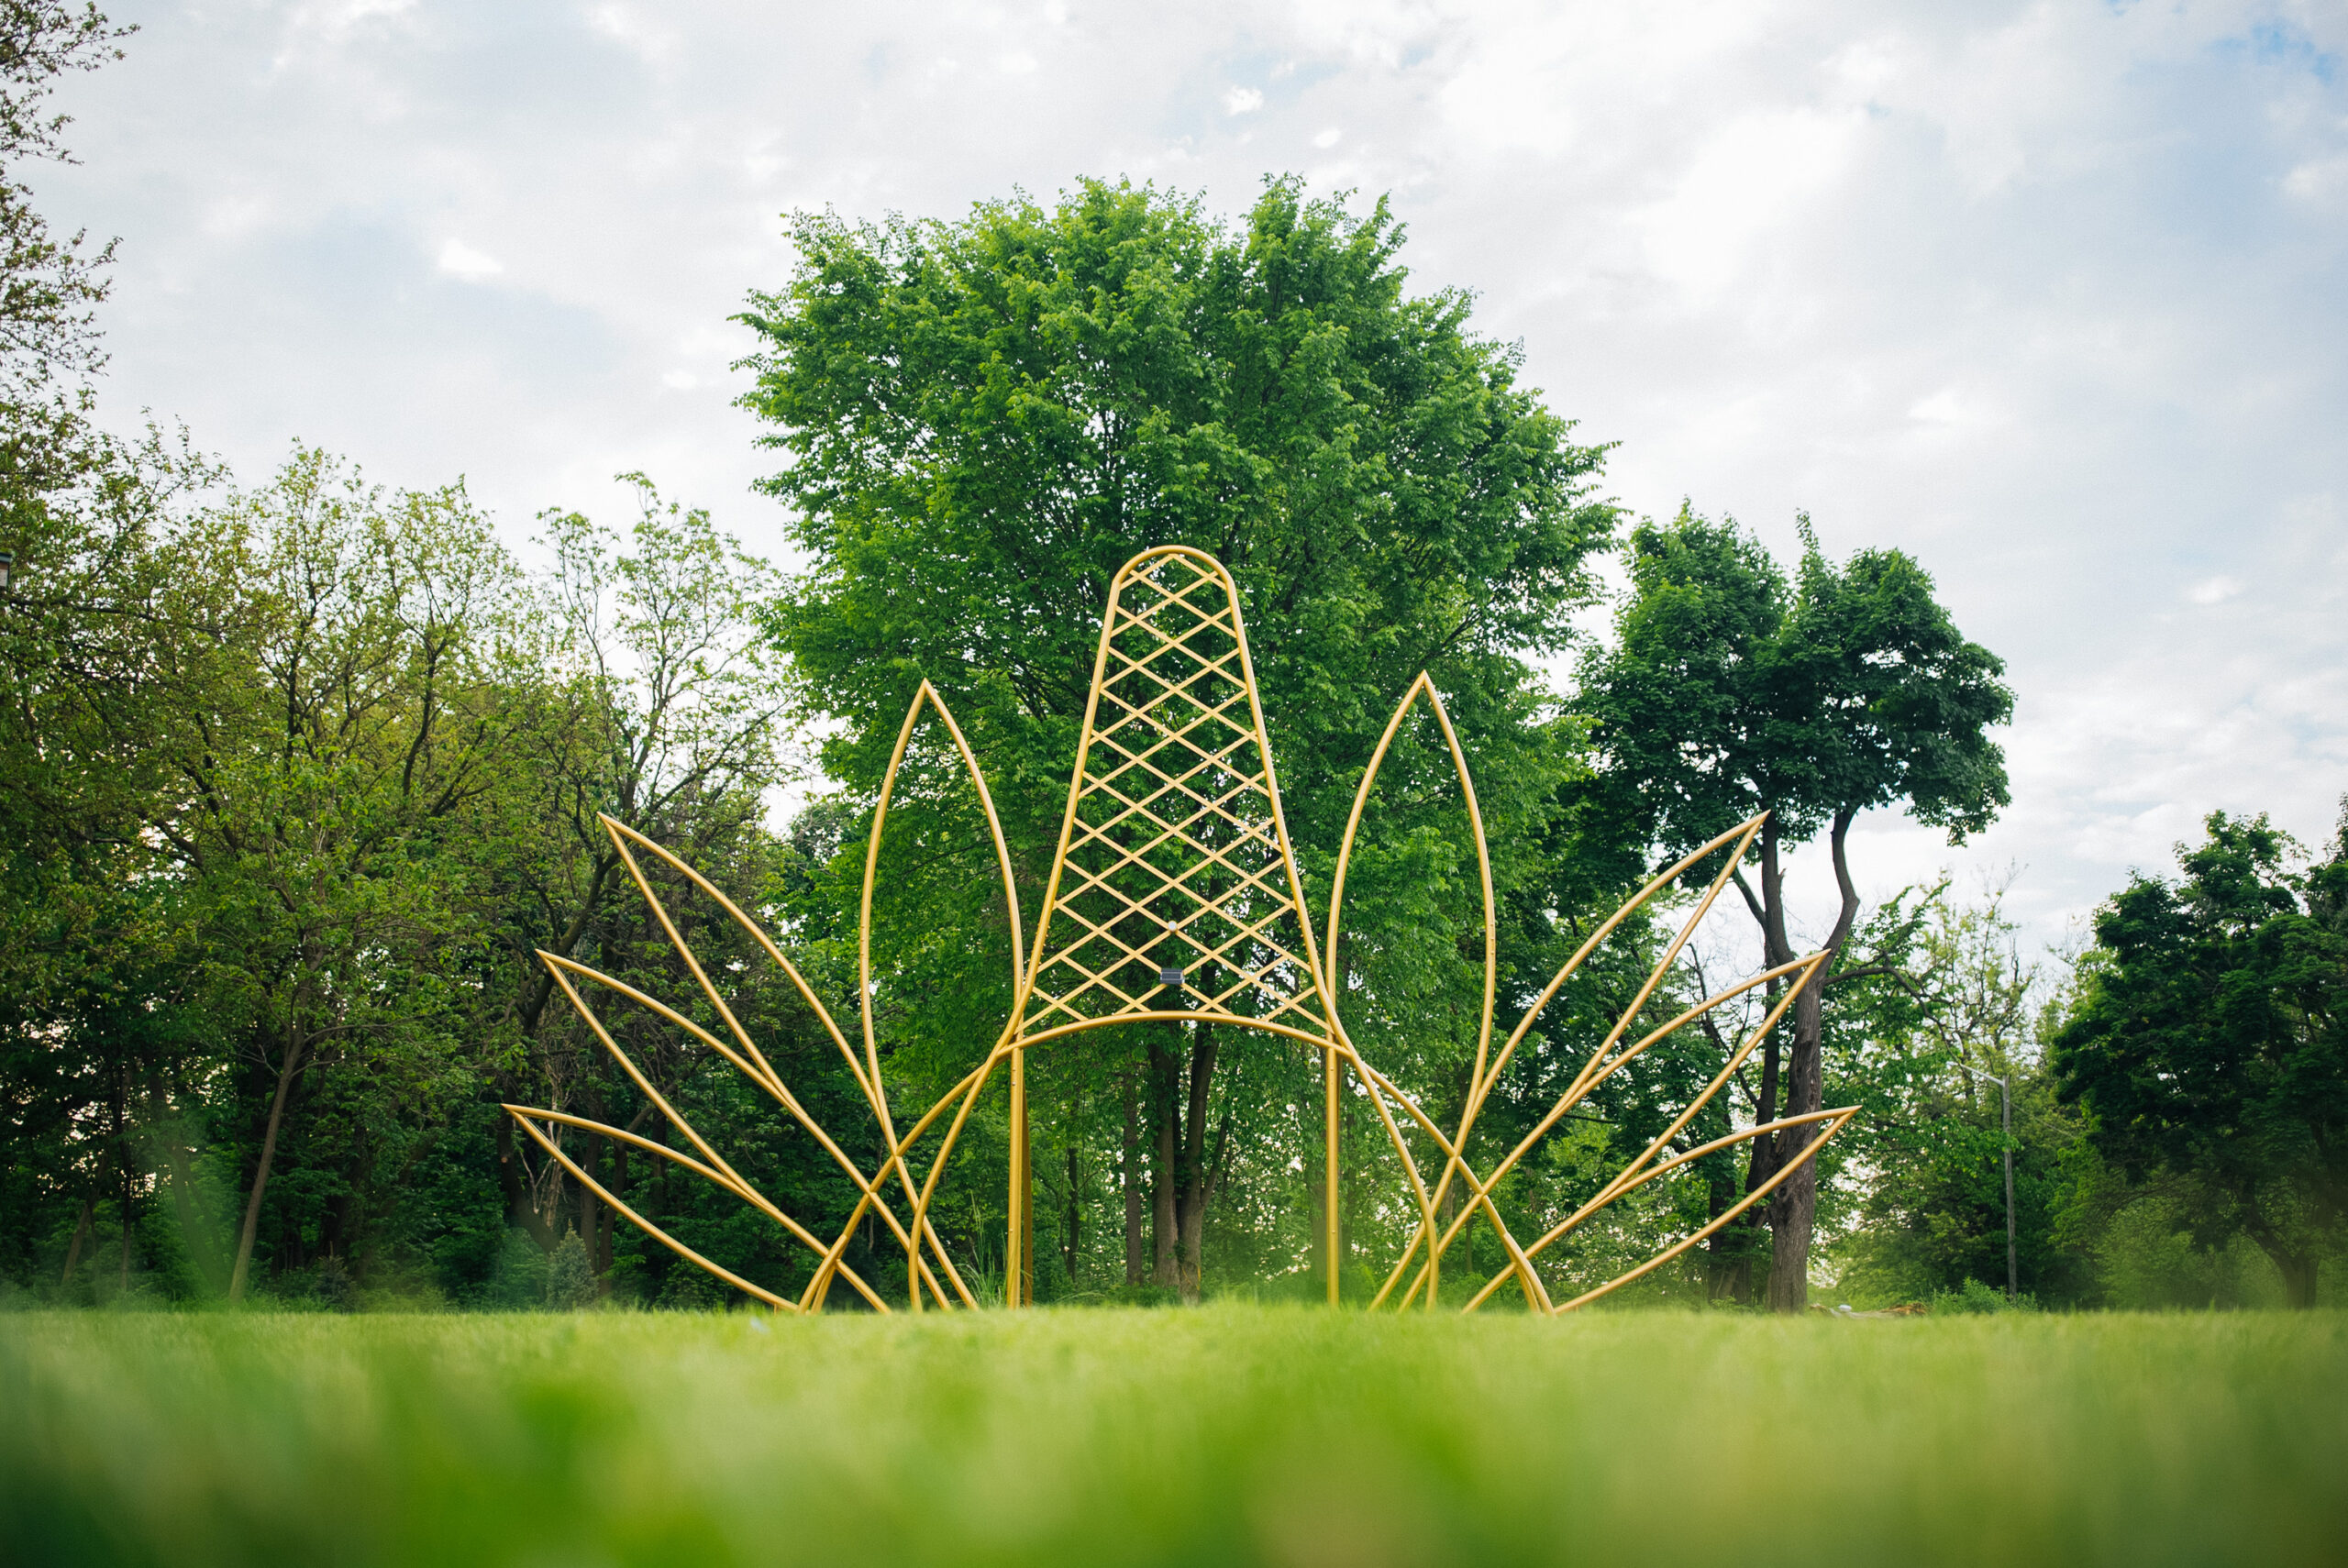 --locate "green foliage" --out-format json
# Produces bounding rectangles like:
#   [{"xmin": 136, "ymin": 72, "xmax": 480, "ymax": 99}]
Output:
[
  {"xmin": 484, "ymin": 1229, "xmax": 548, "ymax": 1310},
  {"xmin": 0, "ymin": 1, "xmax": 133, "ymax": 396},
  {"xmin": 1818, "ymin": 879, "xmax": 2089, "ymax": 1307},
  {"xmin": 737, "ymin": 175, "xmax": 1619, "ymax": 1295},
  {"xmin": 1578, "ymin": 508, "xmax": 2012, "ymax": 861},
  {"xmin": 741, "ymin": 176, "xmax": 1610, "ymax": 834},
  {"xmin": 740, "ymin": 172, "xmax": 1611, "ymax": 1016},
  {"xmin": 15, "ymin": 55, "xmax": 2316, "ymax": 1327},
  {"xmin": 0, "ymin": 444, "xmax": 800, "ymax": 1307},
  {"xmin": 1929, "ymin": 1276, "xmax": 2040, "ymax": 1315},
  {"xmin": 544, "ymin": 1229, "xmax": 595, "ymax": 1310},
  {"xmin": 2052, "ymin": 810, "xmax": 2348, "ymax": 1306},
  {"xmin": 4, "ymin": 1310, "xmax": 2344, "ymax": 1566},
  {"xmin": 2076, "ymin": 1180, "xmax": 2320, "ymax": 1310}
]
